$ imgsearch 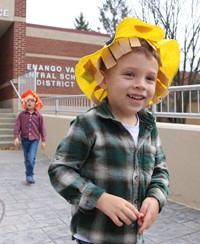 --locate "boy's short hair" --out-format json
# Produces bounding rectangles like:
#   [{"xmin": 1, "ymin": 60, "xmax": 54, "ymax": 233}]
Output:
[
  {"xmin": 137, "ymin": 38, "xmax": 161, "ymax": 66},
  {"xmin": 99, "ymin": 38, "xmax": 161, "ymax": 71}
]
